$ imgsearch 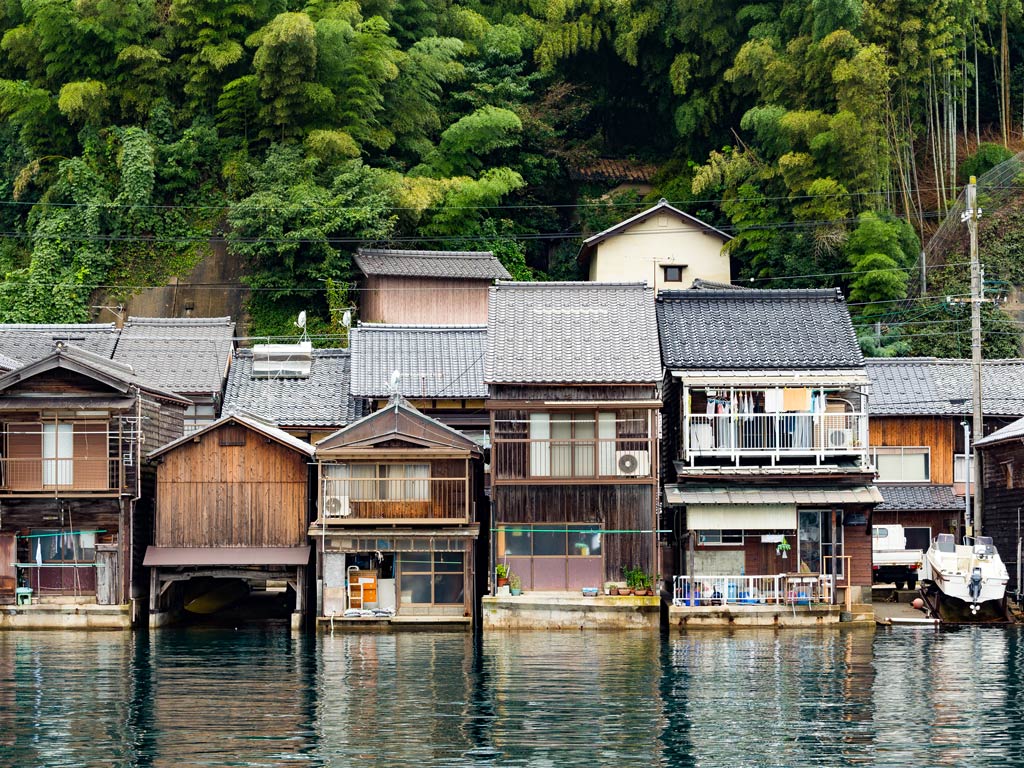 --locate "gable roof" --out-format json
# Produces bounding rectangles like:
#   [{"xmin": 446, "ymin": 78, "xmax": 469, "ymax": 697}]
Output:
[
  {"xmin": 148, "ymin": 412, "xmax": 314, "ymax": 459},
  {"xmin": 577, "ymin": 198, "xmax": 731, "ymax": 265},
  {"xmin": 112, "ymin": 316, "xmax": 235, "ymax": 396},
  {"xmin": 354, "ymin": 248, "xmax": 511, "ymax": 280},
  {"xmin": 0, "ymin": 323, "xmax": 120, "ymax": 363},
  {"xmin": 485, "ymin": 281, "xmax": 661, "ymax": 385},
  {"xmin": 223, "ymin": 348, "xmax": 359, "ymax": 429},
  {"xmin": 350, "ymin": 324, "xmax": 486, "ymax": 399},
  {"xmin": 974, "ymin": 415, "xmax": 1024, "ymax": 447},
  {"xmin": 316, "ymin": 397, "xmax": 481, "ymax": 453},
  {"xmin": 0, "ymin": 344, "xmax": 190, "ymax": 405},
  {"xmin": 866, "ymin": 358, "xmax": 1024, "ymax": 417},
  {"xmin": 657, "ymin": 288, "xmax": 864, "ymax": 371},
  {"xmin": 875, "ymin": 484, "xmax": 962, "ymax": 512}
]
